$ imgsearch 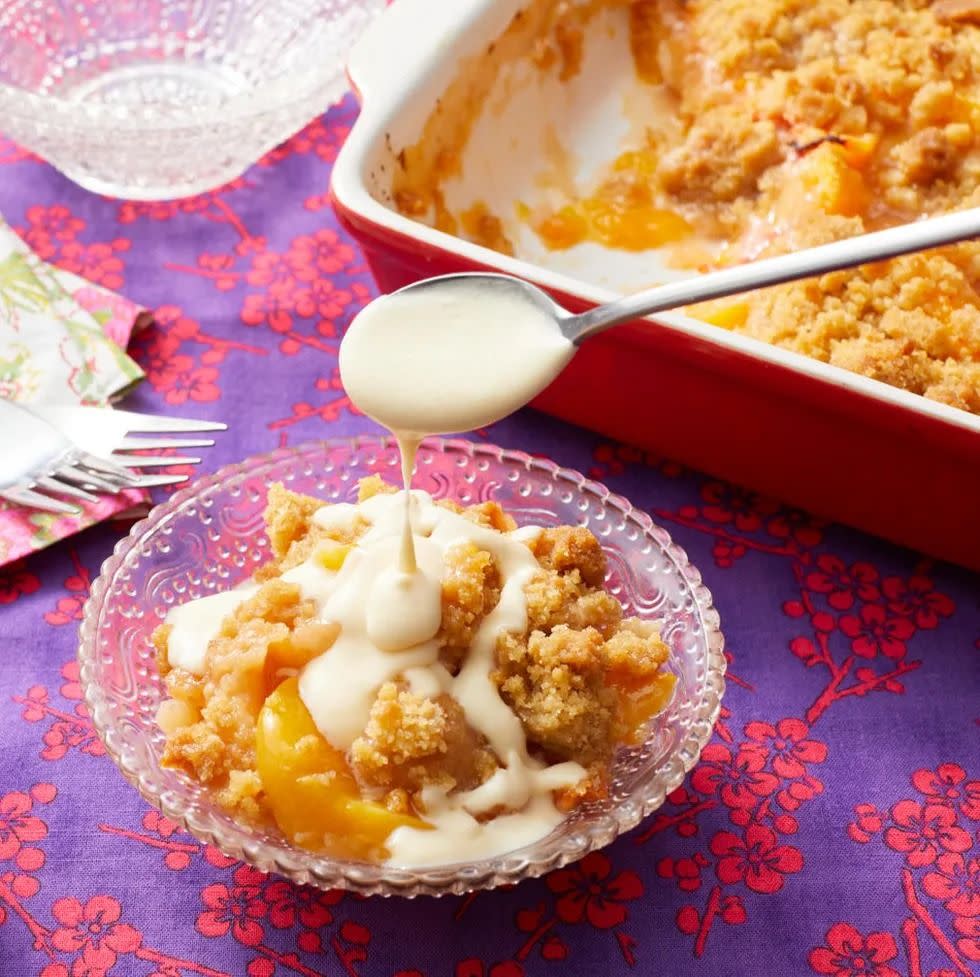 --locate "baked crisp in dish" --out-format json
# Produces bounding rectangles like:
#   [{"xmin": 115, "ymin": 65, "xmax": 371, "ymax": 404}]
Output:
[
  {"xmin": 393, "ymin": 0, "xmax": 980, "ymax": 414},
  {"xmin": 154, "ymin": 478, "xmax": 675, "ymax": 864}
]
